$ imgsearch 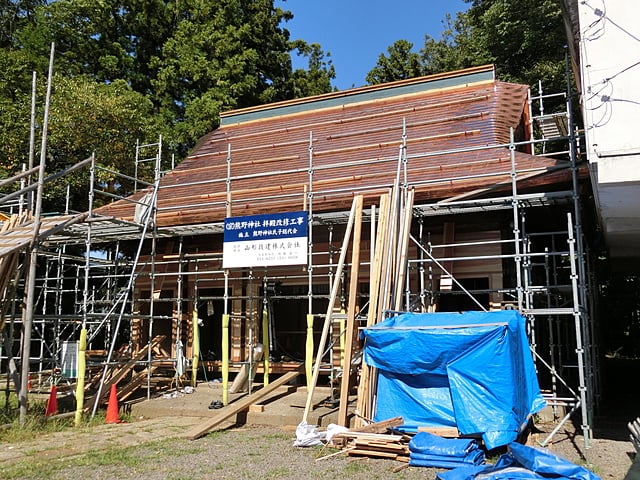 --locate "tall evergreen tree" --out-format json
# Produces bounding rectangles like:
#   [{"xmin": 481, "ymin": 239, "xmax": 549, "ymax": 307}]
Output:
[
  {"xmin": 365, "ymin": 39, "xmax": 423, "ymax": 85},
  {"xmin": 290, "ymin": 41, "xmax": 336, "ymax": 97},
  {"xmin": 367, "ymin": 0, "xmax": 567, "ymax": 95},
  {"xmin": 0, "ymin": 0, "xmax": 335, "ymax": 213},
  {"xmin": 150, "ymin": 0, "xmax": 297, "ymax": 147},
  {"xmin": 0, "ymin": 0, "xmax": 336, "ymax": 184}
]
